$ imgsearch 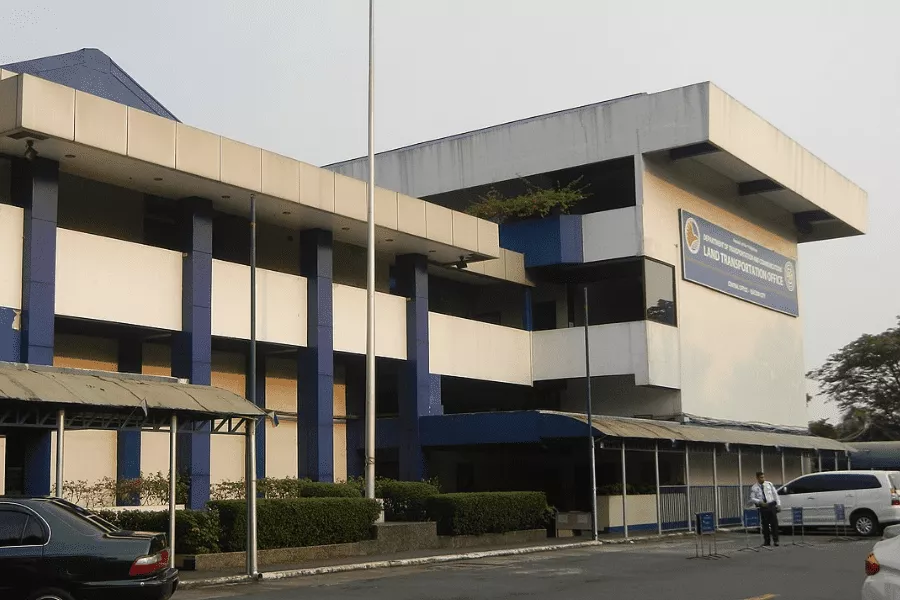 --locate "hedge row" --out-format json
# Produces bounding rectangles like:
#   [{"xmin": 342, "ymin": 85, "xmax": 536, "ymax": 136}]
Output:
[
  {"xmin": 209, "ymin": 498, "xmax": 383, "ymax": 552},
  {"xmin": 98, "ymin": 509, "xmax": 220, "ymax": 555},
  {"xmin": 425, "ymin": 492, "xmax": 550, "ymax": 536}
]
